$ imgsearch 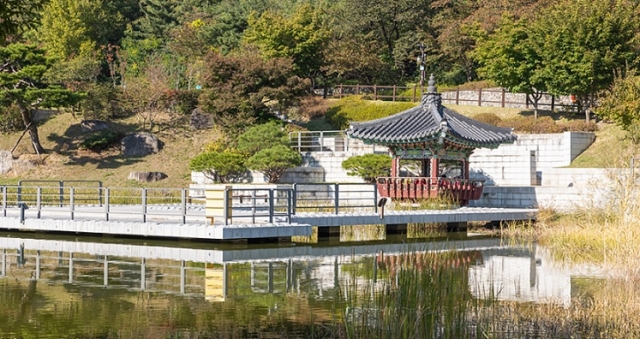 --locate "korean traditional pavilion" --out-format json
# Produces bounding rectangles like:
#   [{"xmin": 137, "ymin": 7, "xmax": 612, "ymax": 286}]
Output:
[{"xmin": 346, "ymin": 75, "xmax": 516, "ymax": 205}]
